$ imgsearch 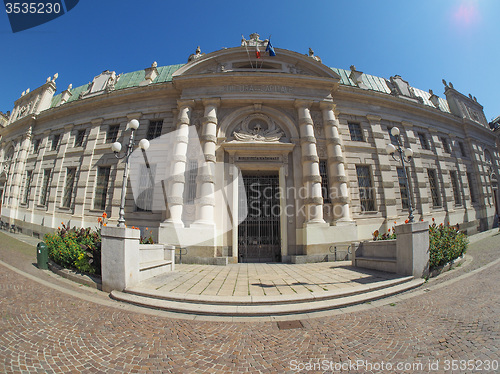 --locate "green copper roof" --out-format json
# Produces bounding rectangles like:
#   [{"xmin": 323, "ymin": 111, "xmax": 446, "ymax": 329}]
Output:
[{"xmin": 49, "ymin": 63, "xmax": 449, "ymax": 114}]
